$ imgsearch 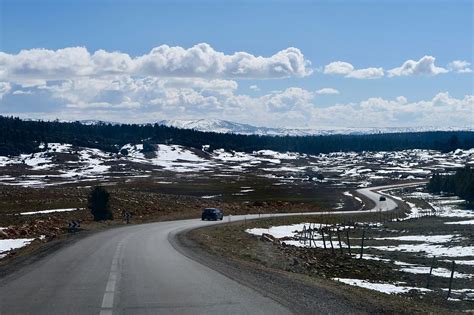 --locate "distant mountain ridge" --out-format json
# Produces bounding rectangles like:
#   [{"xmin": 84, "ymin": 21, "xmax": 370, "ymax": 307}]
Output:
[
  {"xmin": 27, "ymin": 118, "xmax": 471, "ymax": 136},
  {"xmin": 2, "ymin": 116, "xmax": 473, "ymax": 157},
  {"xmin": 157, "ymin": 119, "xmax": 473, "ymax": 136}
]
